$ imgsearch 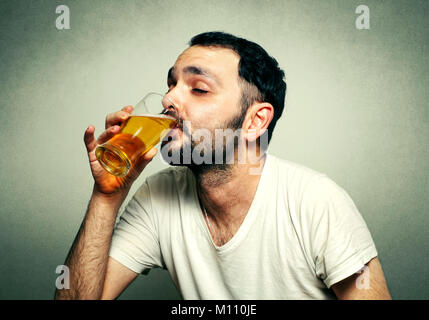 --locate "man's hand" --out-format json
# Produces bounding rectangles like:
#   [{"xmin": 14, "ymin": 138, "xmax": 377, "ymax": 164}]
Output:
[{"xmin": 84, "ymin": 105, "xmax": 157, "ymax": 197}]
